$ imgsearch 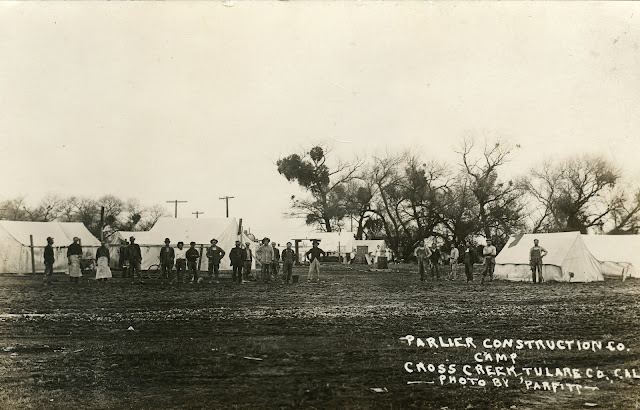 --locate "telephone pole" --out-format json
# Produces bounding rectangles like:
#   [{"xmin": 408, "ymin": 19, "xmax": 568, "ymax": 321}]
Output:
[
  {"xmin": 219, "ymin": 196, "xmax": 234, "ymax": 218},
  {"xmin": 166, "ymin": 200, "xmax": 188, "ymax": 218},
  {"xmin": 192, "ymin": 211, "xmax": 204, "ymax": 218}
]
